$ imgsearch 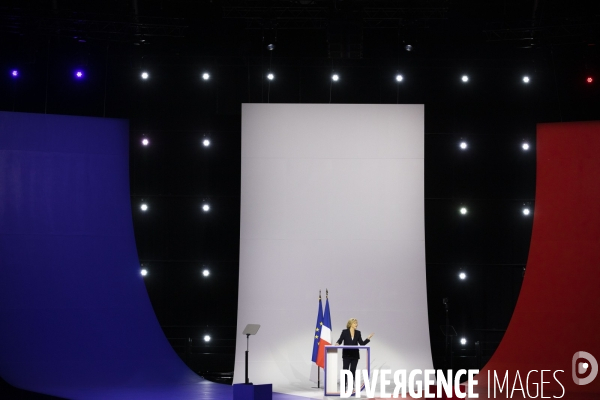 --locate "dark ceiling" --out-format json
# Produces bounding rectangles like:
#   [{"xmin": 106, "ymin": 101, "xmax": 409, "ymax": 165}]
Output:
[{"xmin": 1, "ymin": 0, "xmax": 599, "ymax": 387}]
